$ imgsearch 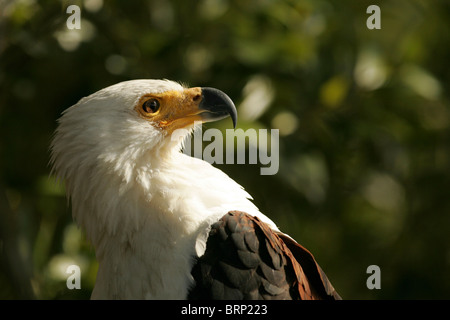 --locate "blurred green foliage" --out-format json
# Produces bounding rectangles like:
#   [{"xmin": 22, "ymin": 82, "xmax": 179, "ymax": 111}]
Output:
[{"xmin": 1, "ymin": 0, "xmax": 450, "ymax": 299}]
